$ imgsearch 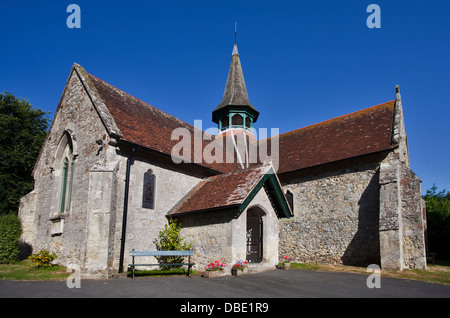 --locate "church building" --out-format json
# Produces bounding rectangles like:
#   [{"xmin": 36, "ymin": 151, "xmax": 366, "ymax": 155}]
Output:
[{"xmin": 18, "ymin": 42, "xmax": 427, "ymax": 277}]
